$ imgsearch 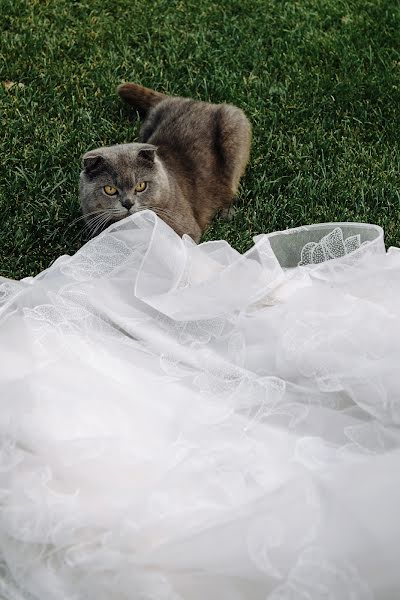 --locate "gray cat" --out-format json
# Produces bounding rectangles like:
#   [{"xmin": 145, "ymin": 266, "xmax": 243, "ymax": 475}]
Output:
[{"xmin": 79, "ymin": 82, "xmax": 251, "ymax": 242}]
